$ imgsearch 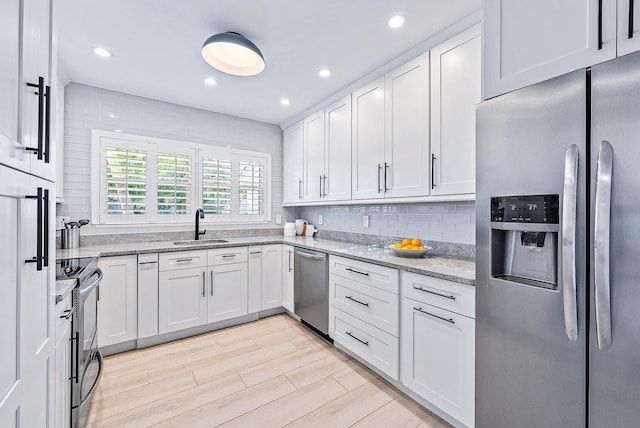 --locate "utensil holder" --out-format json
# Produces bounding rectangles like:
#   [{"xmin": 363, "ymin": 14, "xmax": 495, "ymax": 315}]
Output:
[{"xmin": 61, "ymin": 228, "xmax": 80, "ymax": 249}]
